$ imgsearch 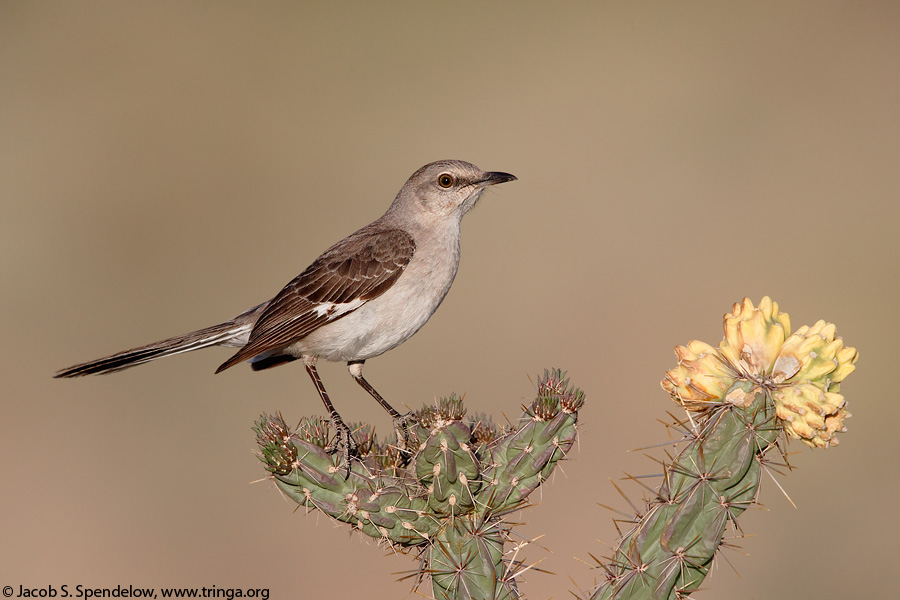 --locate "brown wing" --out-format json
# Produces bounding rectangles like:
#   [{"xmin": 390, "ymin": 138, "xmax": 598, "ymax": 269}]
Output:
[{"xmin": 215, "ymin": 228, "xmax": 415, "ymax": 372}]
